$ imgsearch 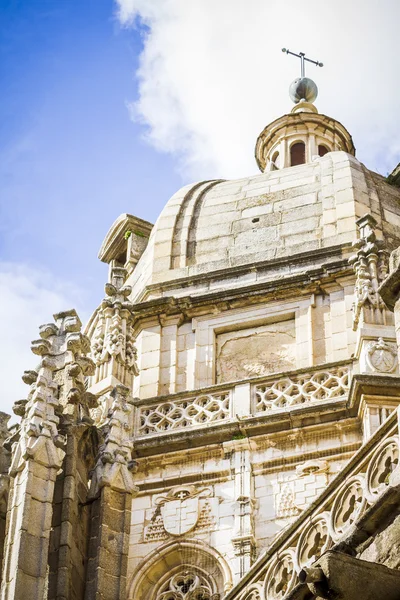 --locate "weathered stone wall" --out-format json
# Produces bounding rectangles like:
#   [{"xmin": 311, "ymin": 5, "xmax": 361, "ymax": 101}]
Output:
[
  {"xmin": 132, "ymin": 286, "xmax": 356, "ymax": 400},
  {"xmin": 359, "ymin": 513, "xmax": 400, "ymax": 570},
  {"xmin": 215, "ymin": 319, "xmax": 296, "ymax": 382},
  {"xmin": 127, "ymin": 418, "xmax": 361, "ymax": 596}
]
